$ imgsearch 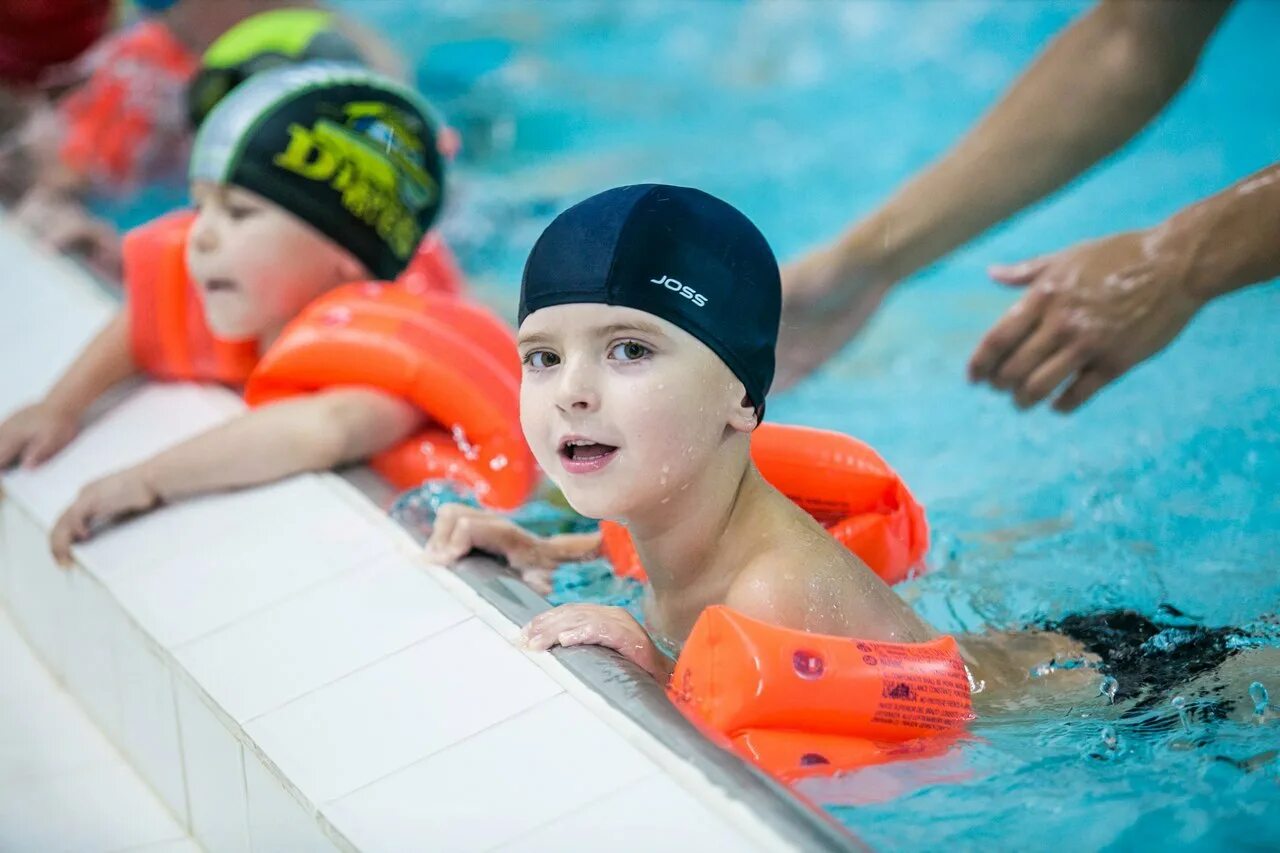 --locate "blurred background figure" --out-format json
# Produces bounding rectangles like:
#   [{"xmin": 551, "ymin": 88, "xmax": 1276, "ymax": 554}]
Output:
[
  {"xmin": 777, "ymin": 0, "xmax": 1279, "ymax": 412},
  {"xmin": 0, "ymin": 0, "xmax": 403, "ymax": 277}
]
